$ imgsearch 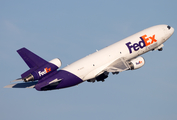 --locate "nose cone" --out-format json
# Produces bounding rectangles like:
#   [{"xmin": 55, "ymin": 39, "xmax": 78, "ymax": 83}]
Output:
[
  {"xmin": 171, "ymin": 27, "xmax": 175, "ymax": 35},
  {"xmin": 167, "ymin": 25, "xmax": 174, "ymax": 35},
  {"xmin": 164, "ymin": 25, "xmax": 174, "ymax": 41}
]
